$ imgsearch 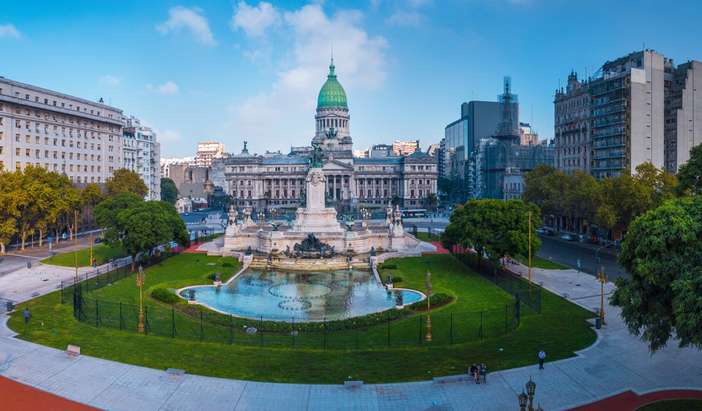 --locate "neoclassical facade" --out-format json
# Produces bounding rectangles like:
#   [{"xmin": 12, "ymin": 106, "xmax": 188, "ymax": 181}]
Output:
[{"xmin": 217, "ymin": 60, "xmax": 437, "ymax": 211}]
